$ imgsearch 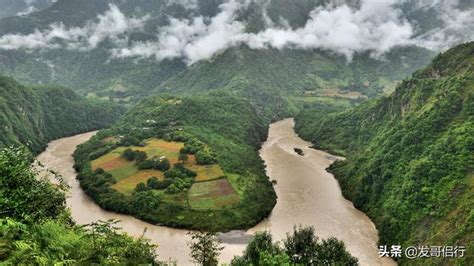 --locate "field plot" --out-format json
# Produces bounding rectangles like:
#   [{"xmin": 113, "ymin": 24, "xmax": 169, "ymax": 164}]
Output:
[
  {"xmin": 91, "ymin": 148, "xmax": 138, "ymax": 181},
  {"xmin": 112, "ymin": 170, "xmax": 164, "ymax": 195},
  {"xmin": 186, "ymin": 155, "xmax": 225, "ymax": 181},
  {"xmin": 188, "ymin": 178, "xmax": 240, "ymax": 210},
  {"xmin": 134, "ymin": 139, "xmax": 184, "ymax": 164}
]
